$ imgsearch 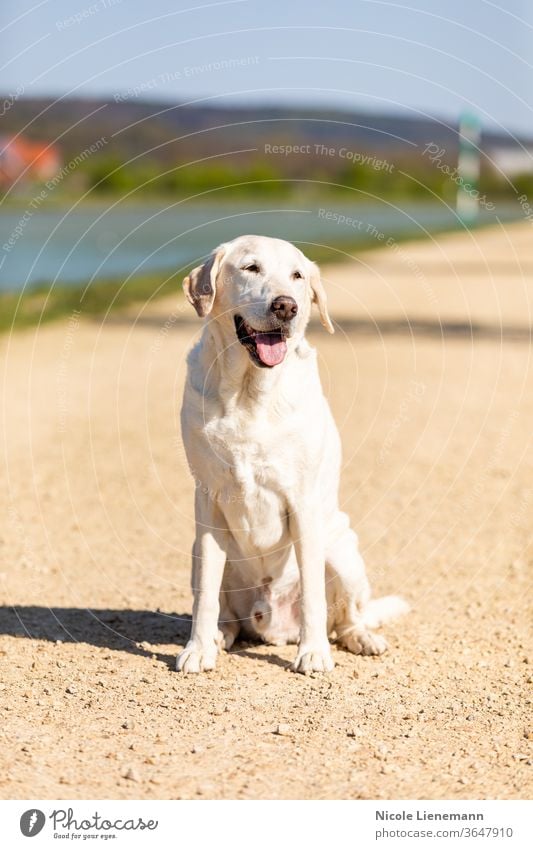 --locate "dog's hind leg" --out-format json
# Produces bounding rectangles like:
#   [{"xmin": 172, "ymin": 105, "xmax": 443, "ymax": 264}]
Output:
[
  {"xmin": 218, "ymin": 589, "xmax": 240, "ymax": 650},
  {"xmin": 325, "ymin": 517, "xmax": 388, "ymax": 656}
]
